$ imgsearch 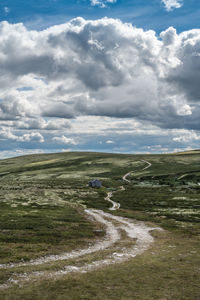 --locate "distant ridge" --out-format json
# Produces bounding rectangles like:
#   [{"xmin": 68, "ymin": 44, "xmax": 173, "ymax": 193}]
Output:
[{"xmin": 175, "ymin": 149, "xmax": 200, "ymax": 155}]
